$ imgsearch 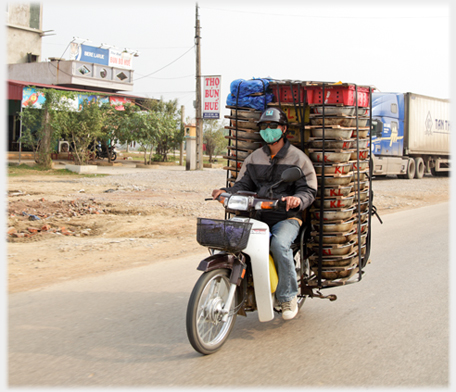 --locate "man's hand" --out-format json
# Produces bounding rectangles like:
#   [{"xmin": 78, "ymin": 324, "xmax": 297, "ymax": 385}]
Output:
[
  {"xmin": 212, "ymin": 189, "xmax": 224, "ymax": 200},
  {"xmin": 281, "ymin": 196, "xmax": 301, "ymax": 211}
]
